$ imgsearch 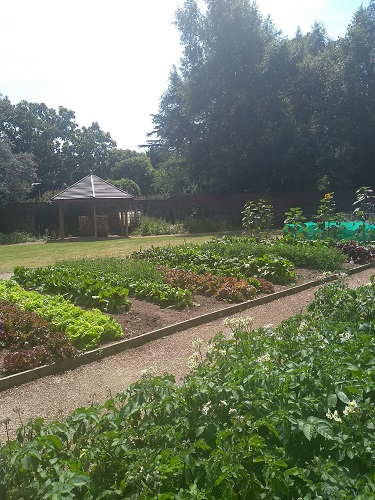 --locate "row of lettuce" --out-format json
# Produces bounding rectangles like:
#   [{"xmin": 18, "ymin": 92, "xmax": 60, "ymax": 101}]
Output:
[
  {"xmin": 0, "ymin": 236, "xmax": 372, "ymax": 375},
  {"xmin": 1, "ymin": 276, "xmax": 375, "ymax": 498}
]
